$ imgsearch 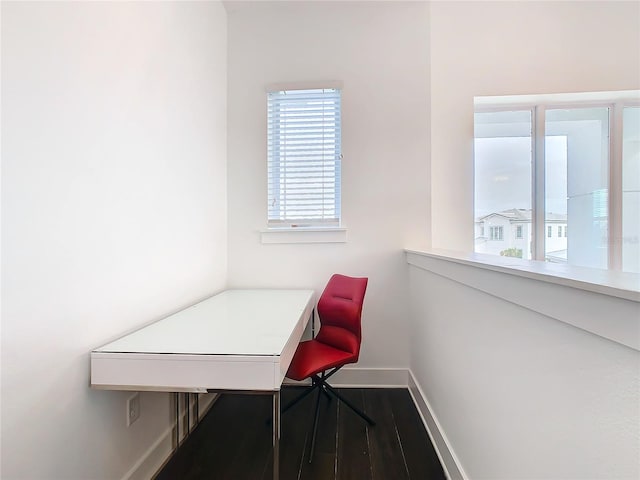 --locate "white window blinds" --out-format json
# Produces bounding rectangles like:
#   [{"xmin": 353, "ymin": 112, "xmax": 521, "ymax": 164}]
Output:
[{"xmin": 267, "ymin": 88, "xmax": 341, "ymax": 227}]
